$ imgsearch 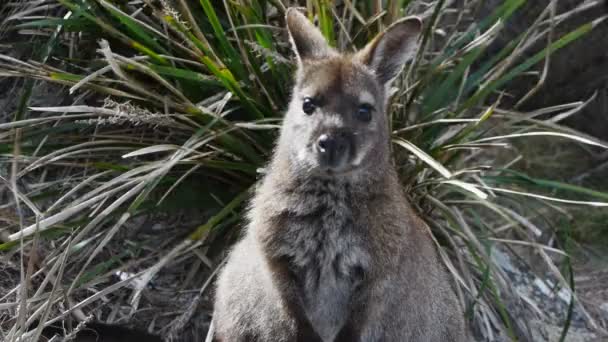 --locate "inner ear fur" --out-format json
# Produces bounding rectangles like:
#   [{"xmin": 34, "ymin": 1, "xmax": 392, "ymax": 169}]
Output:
[
  {"xmin": 355, "ymin": 17, "xmax": 422, "ymax": 85},
  {"xmin": 285, "ymin": 8, "xmax": 336, "ymax": 63}
]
